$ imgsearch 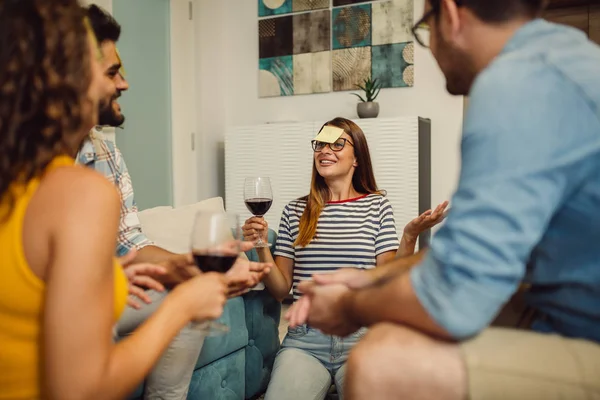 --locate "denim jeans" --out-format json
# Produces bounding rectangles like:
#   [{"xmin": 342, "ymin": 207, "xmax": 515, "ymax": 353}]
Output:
[
  {"xmin": 116, "ymin": 290, "xmax": 205, "ymax": 400},
  {"xmin": 265, "ymin": 324, "xmax": 366, "ymax": 400}
]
